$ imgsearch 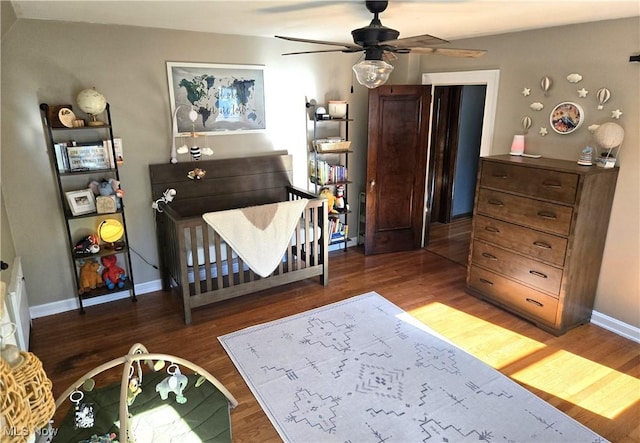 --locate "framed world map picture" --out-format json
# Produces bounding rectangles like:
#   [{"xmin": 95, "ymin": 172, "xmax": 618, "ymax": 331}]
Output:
[{"xmin": 167, "ymin": 62, "xmax": 266, "ymax": 135}]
